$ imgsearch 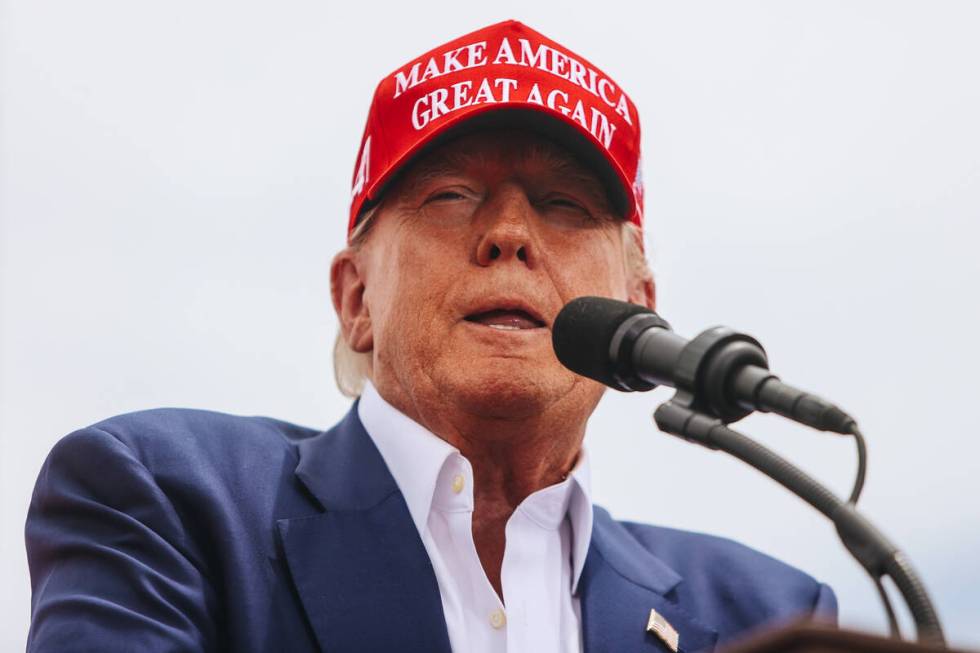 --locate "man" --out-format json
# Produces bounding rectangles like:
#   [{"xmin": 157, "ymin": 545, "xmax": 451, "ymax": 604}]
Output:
[{"xmin": 26, "ymin": 20, "xmax": 835, "ymax": 652}]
